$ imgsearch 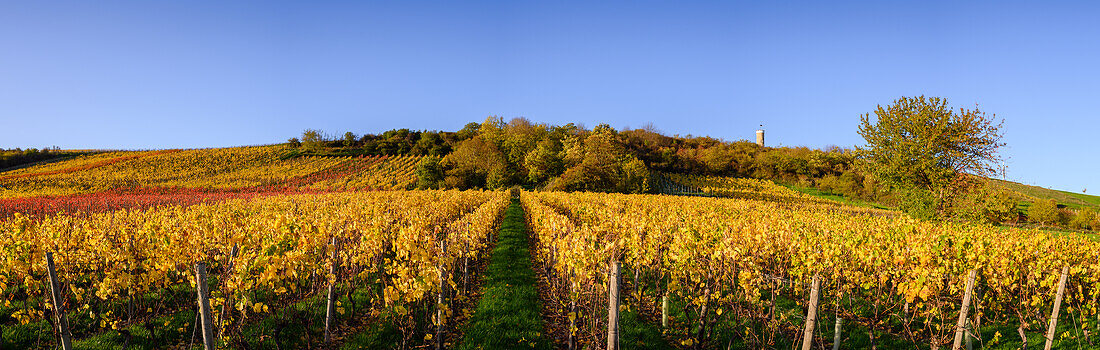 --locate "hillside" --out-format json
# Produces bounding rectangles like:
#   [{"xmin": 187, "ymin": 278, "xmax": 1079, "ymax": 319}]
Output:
[
  {"xmin": 0, "ymin": 145, "xmax": 420, "ymax": 217},
  {"xmin": 1, "ymin": 143, "xmax": 1097, "ymax": 350},
  {"xmin": 989, "ymin": 178, "xmax": 1100, "ymax": 210},
  {"xmin": 4, "ymin": 132, "xmax": 1097, "ymax": 233}
]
